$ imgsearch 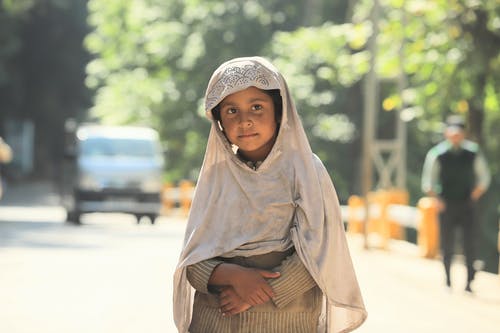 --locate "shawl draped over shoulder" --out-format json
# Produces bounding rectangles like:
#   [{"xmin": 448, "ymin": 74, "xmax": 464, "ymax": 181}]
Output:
[{"xmin": 173, "ymin": 56, "xmax": 367, "ymax": 332}]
